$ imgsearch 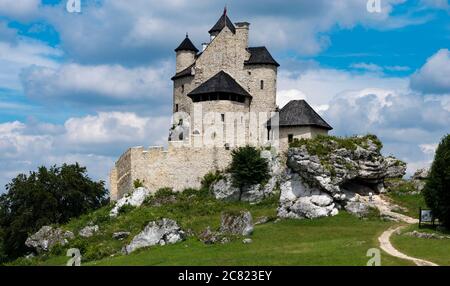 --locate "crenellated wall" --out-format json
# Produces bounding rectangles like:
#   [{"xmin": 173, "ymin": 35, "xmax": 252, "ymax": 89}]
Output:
[{"xmin": 110, "ymin": 144, "xmax": 233, "ymax": 200}]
